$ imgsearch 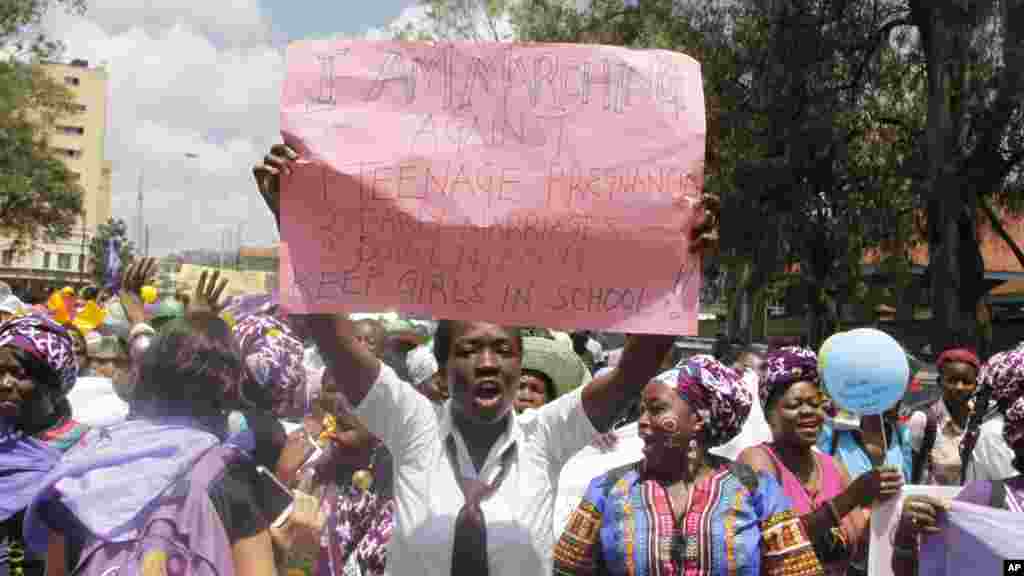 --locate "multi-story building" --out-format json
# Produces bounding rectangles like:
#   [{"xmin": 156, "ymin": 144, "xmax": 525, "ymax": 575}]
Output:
[{"xmin": 0, "ymin": 59, "xmax": 112, "ymax": 302}]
